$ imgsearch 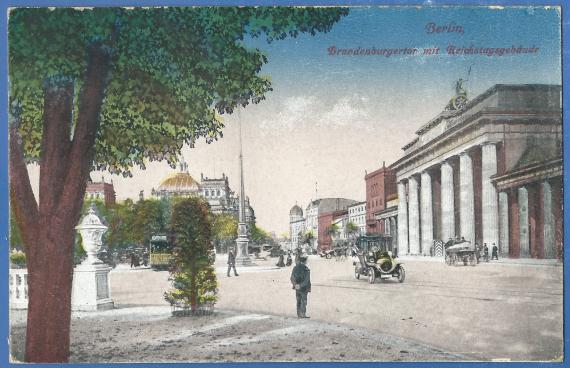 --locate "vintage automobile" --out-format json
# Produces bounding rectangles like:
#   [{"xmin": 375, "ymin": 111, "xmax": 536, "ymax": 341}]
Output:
[
  {"xmin": 353, "ymin": 247, "xmax": 405, "ymax": 284},
  {"xmin": 445, "ymin": 241, "xmax": 477, "ymax": 266}
]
